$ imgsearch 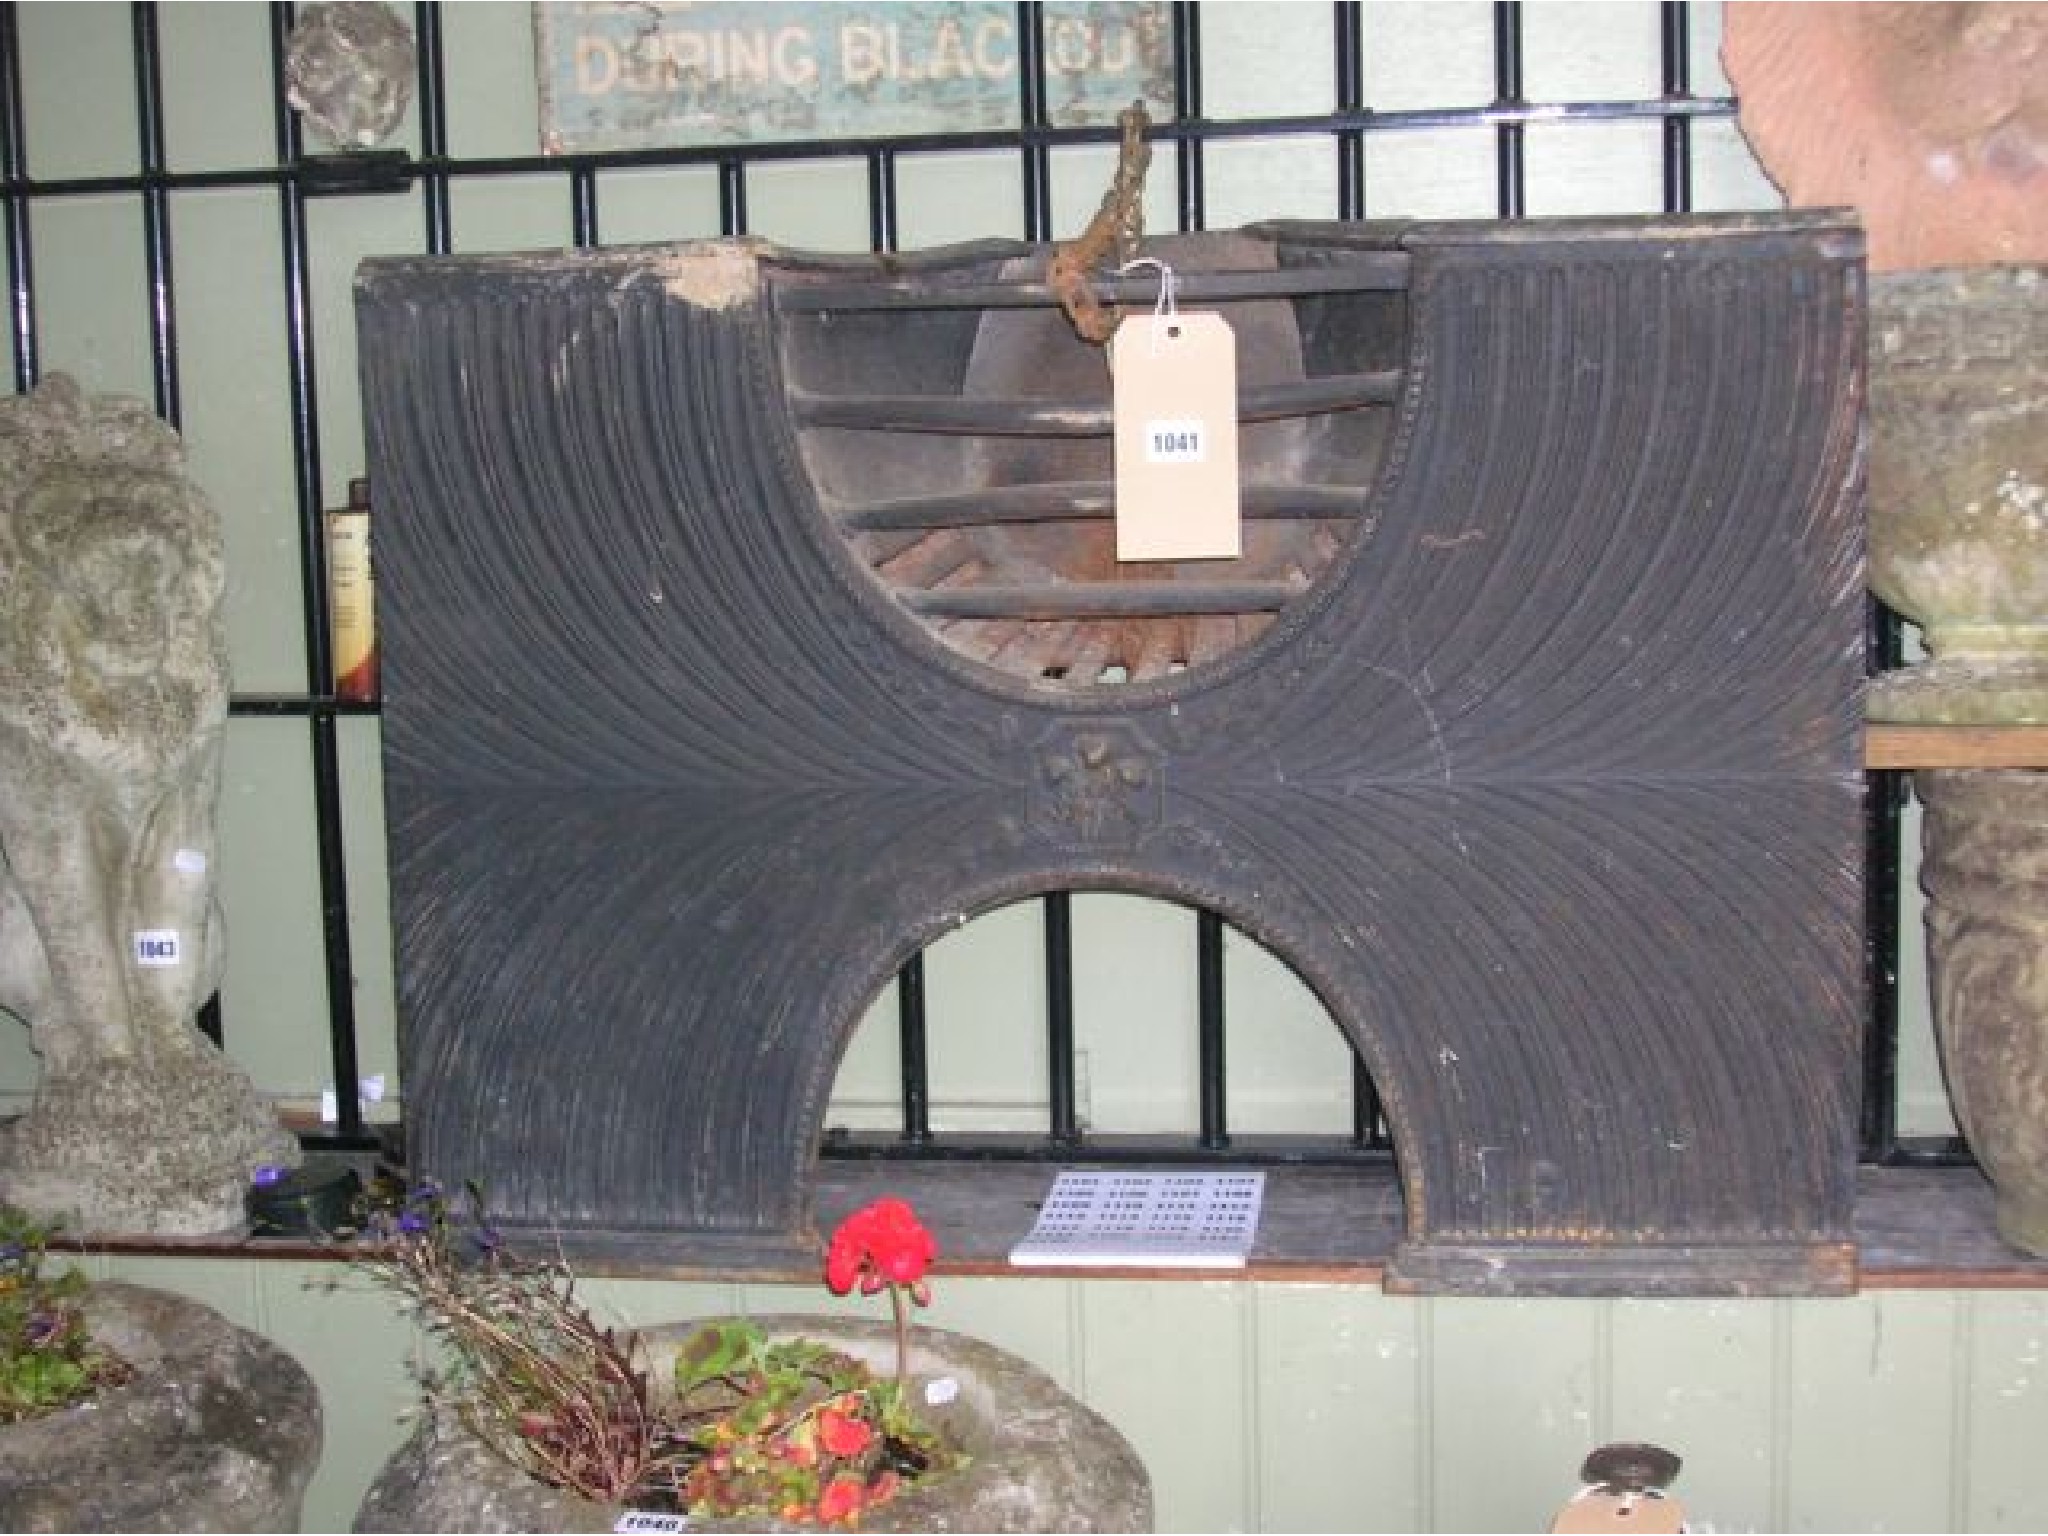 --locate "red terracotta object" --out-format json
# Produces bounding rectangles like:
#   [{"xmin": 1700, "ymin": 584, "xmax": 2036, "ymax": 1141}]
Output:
[{"xmin": 1722, "ymin": 2, "xmax": 2048, "ymax": 271}]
